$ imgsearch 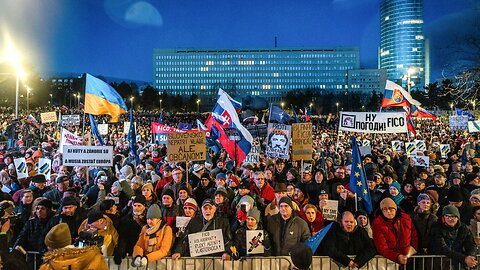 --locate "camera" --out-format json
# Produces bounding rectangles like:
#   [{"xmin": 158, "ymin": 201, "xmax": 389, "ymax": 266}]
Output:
[{"xmin": 76, "ymin": 229, "xmax": 104, "ymax": 248}]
